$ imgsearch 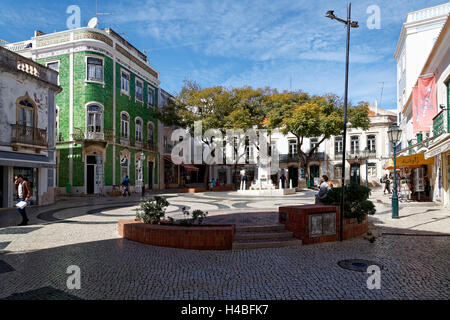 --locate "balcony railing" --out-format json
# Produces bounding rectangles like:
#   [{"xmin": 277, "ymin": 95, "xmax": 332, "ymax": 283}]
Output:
[
  {"xmin": 279, "ymin": 152, "xmax": 325, "ymax": 162},
  {"xmin": 71, "ymin": 127, "xmax": 114, "ymax": 142},
  {"xmin": 11, "ymin": 124, "xmax": 47, "ymax": 147}
]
